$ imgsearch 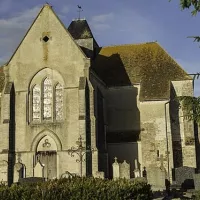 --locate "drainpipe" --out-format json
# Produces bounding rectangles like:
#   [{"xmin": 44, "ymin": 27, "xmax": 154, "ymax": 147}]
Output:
[{"xmin": 164, "ymin": 101, "xmax": 170, "ymax": 181}]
